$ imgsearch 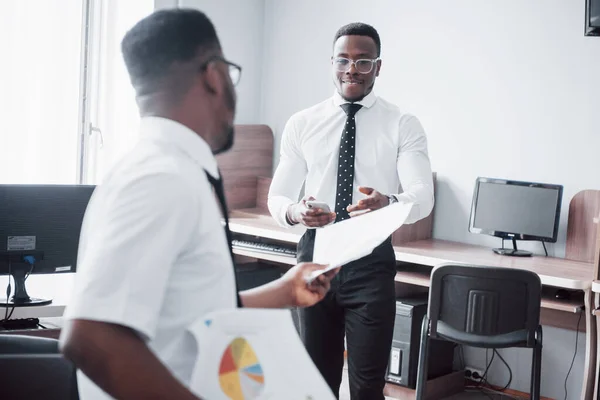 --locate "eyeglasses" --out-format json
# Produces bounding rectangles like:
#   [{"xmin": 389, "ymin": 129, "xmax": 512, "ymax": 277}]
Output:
[
  {"xmin": 200, "ymin": 56, "xmax": 242, "ymax": 86},
  {"xmin": 332, "ymin": 57, "xmax": 380, "ymax": 74},
  {"xmin": 223, "ymin": 59, "xmax": 242, "ymax": 86}
]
